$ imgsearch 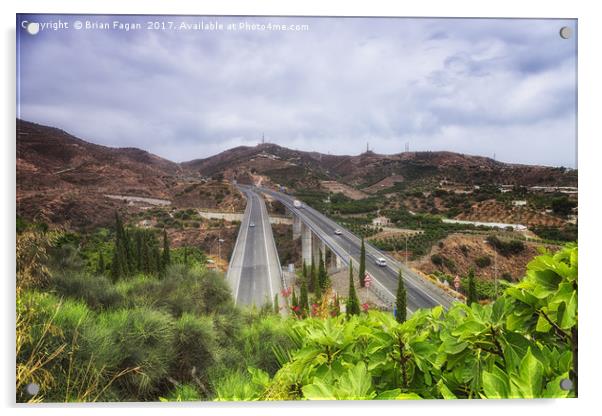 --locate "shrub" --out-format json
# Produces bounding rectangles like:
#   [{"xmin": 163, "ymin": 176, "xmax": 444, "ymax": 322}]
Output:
[
  {"xmin": 172, "ymin": 314, "xmax": 217, "ymax": 384},
  {"xmin": 430, "ymin": 254, "xmax": 443, "ymax": 266},
  {"xmin": 241, "ymin": 315, "xmax": 297, "ymax": 376},
  {"xmin": 486, "ymin": 235, "xmax": 525, "ymax": 256},
  {"xmin": 95, "ymin": 307, "xmax": 175, "ymax": 399},
  {"xmin": 198, "ymin": 270, "xmax": 233, "ymax": 314},
  {"xmin": 501, "ymin": 272, "xmax": 513, "ymax": 282},
  {"xmin": 474, "ymin": 255, "xmax": 492, "ymax": 268},
  {"xmin": 160, "ymin": 384, "xmax": 202, "ymax": 402},
  {"xmin": 52, "ymin": 272, "xmax": 123, "ymax": 310},
  {"xmin": 116, "ymin": 266, "xmax": 218, "ymax": 317},
  {"xmin": 17, "ymin": 291, "xmax": 111, "ymax": 402},
  {"xmin": 212, "ymin": 369, "xmax": 267, "ymax": 401}
]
